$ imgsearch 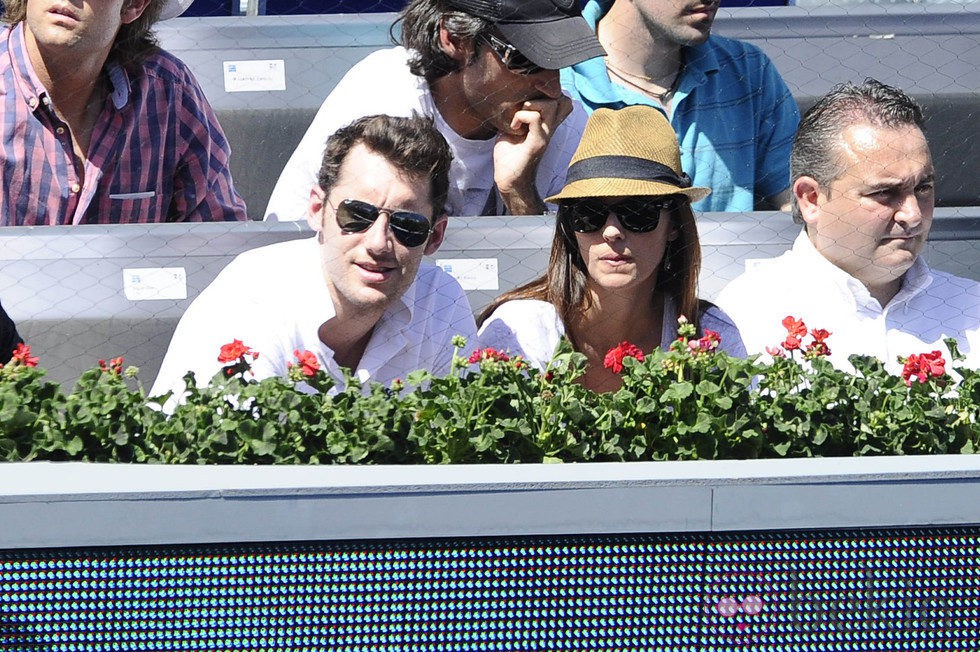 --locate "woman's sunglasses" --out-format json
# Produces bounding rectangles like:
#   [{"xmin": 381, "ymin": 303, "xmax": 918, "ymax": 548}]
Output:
[
  {"xmin": 333, "ymin": 198, "xmax": 432, "ymax": 248},
  {"xmin": 480, "ymin": 33, "xmax": 543, "ymax": 76},
  {"xmin": 559, "ymin": 195, "xmax": 689, "ymax": 234}
]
